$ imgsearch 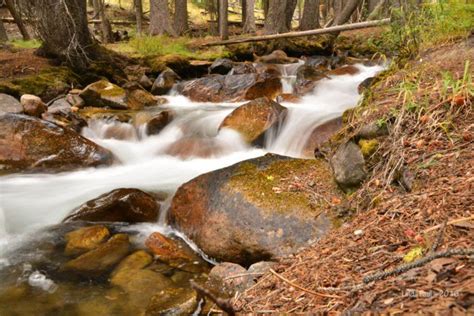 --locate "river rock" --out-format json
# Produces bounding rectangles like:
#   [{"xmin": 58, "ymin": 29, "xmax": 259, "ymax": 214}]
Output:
[
  {"xmin": 146, "ymin": 287, "xmax": 198, "ymax": 316},
  {"xmin": 44, "ymin": 97, "xmax": 87, "ymax": 132},
  {"xmin": 303, "ymin": 56, "xmax": 331, "ymax": 69},
  {"xmin": 65, "ymin": 93, "xmax": 85, "ymax": 108},
  {"xmin": 164, "ymin": 136, "xmax": 223, "ymax": 159},
  {"xmin": 231, "ymin": 62, "xmax": 256, "ymax": 75},
  {"xmin": 145, "ymin": 232, "xmax": 193, "ymax": 262},
  {"xmin": 139, "ymin": 74, "xmax": 154, "ymax": 90},
  {"xmin": 302, "ymin": 116, "xmax": 343, "ymax": 157},
  {"xmin": 254, "ymin": 63, "xmax": 282, "ymax": 78},
  {"xmin": 79, "ymin": 80, "xmax": 129, "ymax": 109},
  {"xmin": 125, "ymin": 87, "xmax": 160, "ymax": 110},
  {"xmin": 294, "ymin": 65, "xmax": 328, "ymax": 95},
  {"xmin": 168, "ymin": 154, "xmax": 342, "ymax": 265},
  {"xmin": 20, "ymin": 94, "xmax": 47, "ymax": 117},
  {"xmin": 111, "ymin": 250, "xmax": 153, "ymax": 277},
  {"xmin": 64, "ymin": 225, "xmax": 110, "ymax": 256},
  {"xmin": 219, "ymin": 97, "xmax": 287, "ymax": 144},
  {"xmin": 358, "ymin": 77, "xmax": 375, "ymax": 93},
  {"xmin": 63, "ymin": 188, "xmax": 160, "ymax": 223},
  {"xmin": 254, "ymin": 50, "xmax": 299, "ymax": 64},
  {"xmin": 277, "ymin": 93, "xmax": 301, "ymax": 103},
  {"xmin": 176, "ymin": 73, "xmax": 282, "ymax": 103},
  {"xmin": 0, "ymin": 114, "xmax": 113, "ymax": 172},
  {"xmin": 356, "ymin": 121, "xmax": 389, "ymax": 139},
  {"xmin": 151, "ymin": 68, "xmax": 181, "ymax": 95},
  {"xmin": 209, "ymin": 58, "xmax": 234, "ymax": 75},
  {"xmin": 62, "ymin": 234, "xmax": 130, "ymax": 276},
  {"xmin": 0, "ymin": 93, "xmax": 22, "ymax": 115},
  {"xmin": 330, "ymin": 141, "xmax": 367, "ymax": 192},
  {"xmin": 146, "ymin": 111, "xmax": 173, "ymax": 135},
  {"xmin": 248, "ymin": 261, "xmax": 276, "ymax": 278},
  {"xmin": 209, "ymin": 262, "xmax": 253, "ymax": 294},
  {"xmin": 328, "ymin": 65, "xmax": 360, "ymax": 76}
]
